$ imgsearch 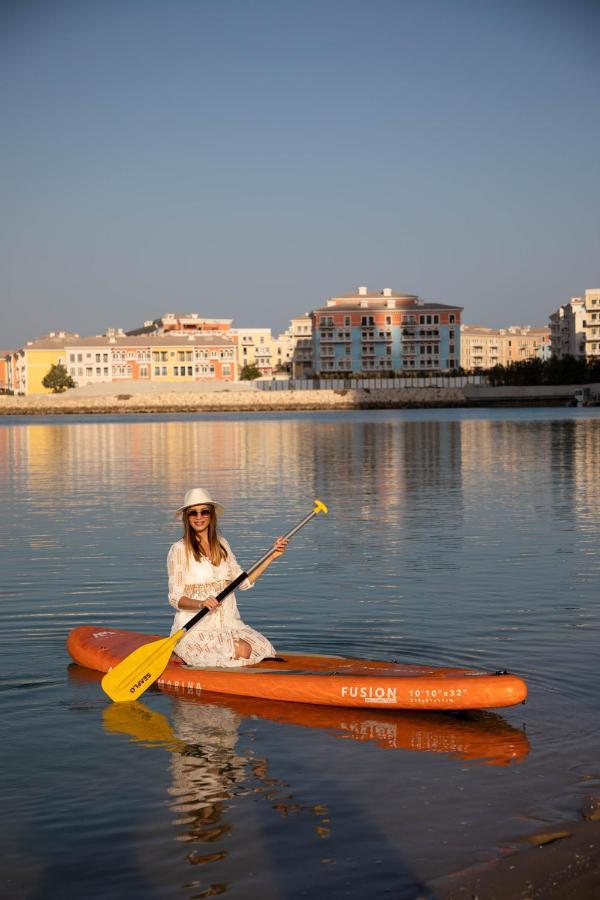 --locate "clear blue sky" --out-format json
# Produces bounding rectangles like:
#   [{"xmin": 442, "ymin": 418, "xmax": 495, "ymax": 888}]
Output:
[{"xmin": 2, "ymin": 0, "xmax": 599, "ymax": 348}]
